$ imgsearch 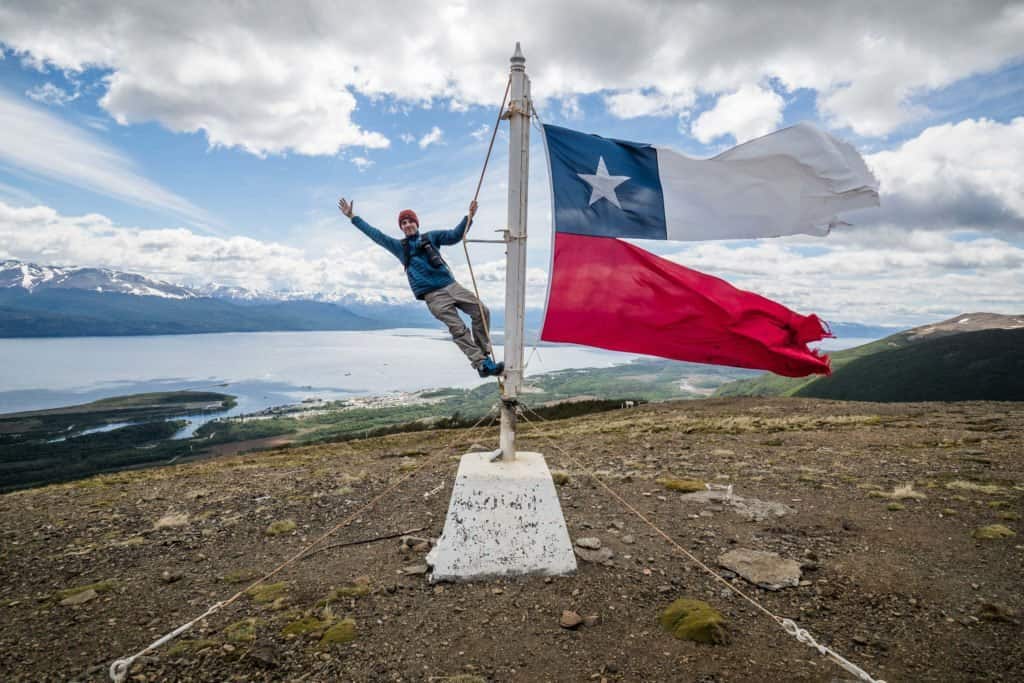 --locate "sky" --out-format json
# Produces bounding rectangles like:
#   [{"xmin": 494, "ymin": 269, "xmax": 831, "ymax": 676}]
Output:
[{"xmin": 0, "ymin": 1, "xmax": 1022, "ymax": 326}]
